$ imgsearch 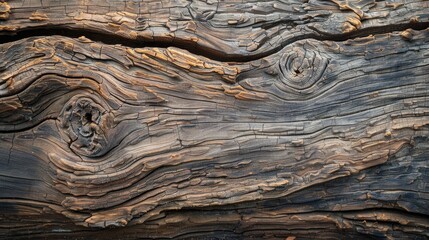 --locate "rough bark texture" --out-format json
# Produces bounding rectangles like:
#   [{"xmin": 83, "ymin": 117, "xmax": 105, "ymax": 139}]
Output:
[{"xmin": 0, "ymin": 0, "xmax": 428, "ymax": 239}]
